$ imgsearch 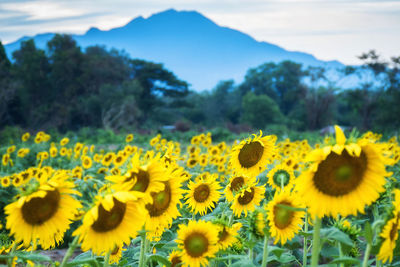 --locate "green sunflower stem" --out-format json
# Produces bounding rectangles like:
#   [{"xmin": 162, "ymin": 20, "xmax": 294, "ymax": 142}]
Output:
[
  {"xmin": 60, "ymin": 235, "xmax": 80, "ymax": 267},
  {"xmin": 103, "ymin": 250, "xmax": 111, "ymax": 267},
  {"xmin": 261, "ymin": 233, "xmax": 269, "ymax": 267},
  {"xmin": 362, "ymin": 243, "xmax": 372, "ymax": 267},
  {"xmin": 311, "ymin": 217, "xmax": 322, "ymax": 267},
  {"xmin": 303, "ymin": 212, "xmax": 308, "ymax": 267},
  {"xmin": 228, "ymin": 212, "xmax": 234, "ymax": 226},
  {"xmin": 138, "ymin": 231, "xmax": 147, "ymax": 267},
  {"xmin": 338, "ymin": 241, "xmax": 344, "ymax": 267},
  {"xmin": 7, "ymin": 241, "xmax": 18, "ymax": 267}
]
